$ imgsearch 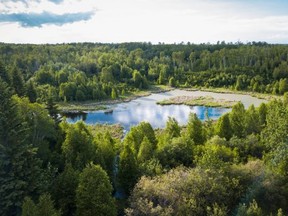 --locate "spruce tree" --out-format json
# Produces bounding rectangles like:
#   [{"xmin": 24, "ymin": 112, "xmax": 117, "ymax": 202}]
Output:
[{"xmin": 0, "ymin": 78, "xmax": 42, "ymax": 215}]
